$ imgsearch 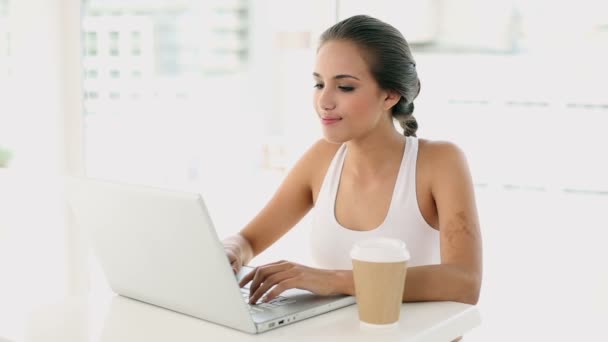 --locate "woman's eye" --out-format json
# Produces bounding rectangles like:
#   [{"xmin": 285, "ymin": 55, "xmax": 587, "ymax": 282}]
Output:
[
  {"xmin": 339, "ymin": 86, "xmax": 355, "ymax": 92},
  {"xmin": 313, "ymin": 83, "xmax": 324, "ymax": 89}
]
